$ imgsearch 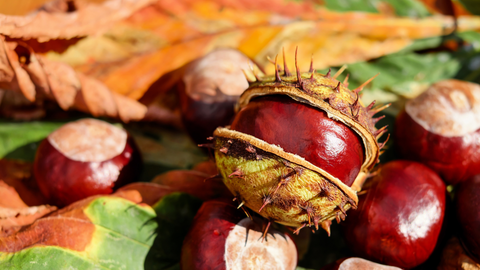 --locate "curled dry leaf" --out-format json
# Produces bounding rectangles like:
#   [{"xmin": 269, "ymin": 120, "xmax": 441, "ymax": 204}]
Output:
[
  {"xmin": 438, "ymin": 237, "xmax": 480, "ymax": 270},
  {"xmin": 0, "ymin": 0, "xmax": 156, "ymax": 41},
  {"xmin": 0, "ymin": 36, "xmax": 147, "ymax": 122},
  {"xmin": 0, "ymin": 173, "xmax": 56, "ymax": 237},
  {"xmin": 0, "ymin": 159, "xmax": 48, "ymax": 206}
]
